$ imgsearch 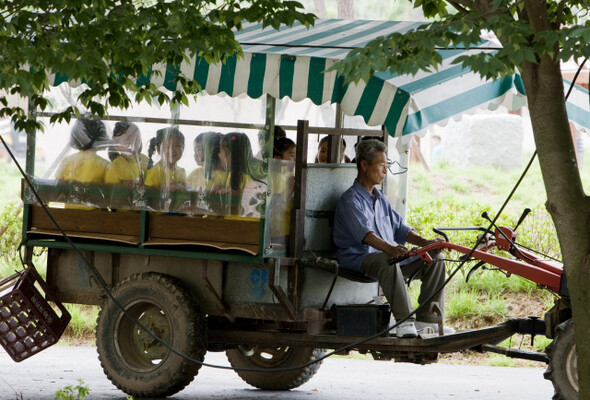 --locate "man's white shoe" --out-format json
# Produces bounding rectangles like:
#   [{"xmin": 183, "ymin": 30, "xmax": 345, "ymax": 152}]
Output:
[
  {"xmin": 415, "ymin": 321, "xmax": 456, "ymax": 335},
  {"xmin": 396, "ymin": 321, "xmax": 418, "ymax": 338}
]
